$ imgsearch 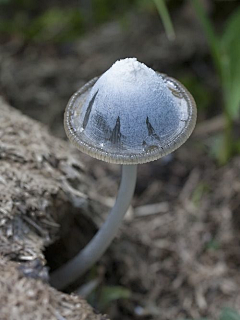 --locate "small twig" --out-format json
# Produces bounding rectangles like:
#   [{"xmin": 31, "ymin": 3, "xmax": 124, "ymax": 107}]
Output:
[
  {"xmin": 75, "ymin": 278, "xmax": 101, "ymax": 298},
  {"xmin": 134, "ymin": 202, "xmax": 169, "ymax": 217}
]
